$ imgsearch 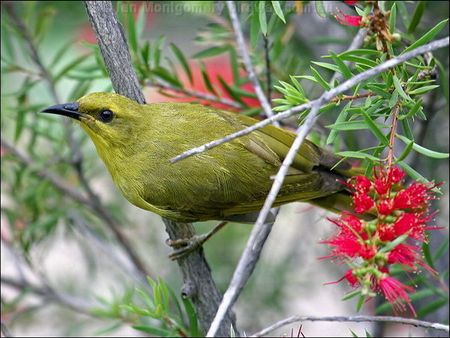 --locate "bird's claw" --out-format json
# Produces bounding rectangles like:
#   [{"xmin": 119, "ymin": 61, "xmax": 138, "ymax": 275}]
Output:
[{"xmin": 166, "ymin": 234, "xmax": 207, "ymax": 260}]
